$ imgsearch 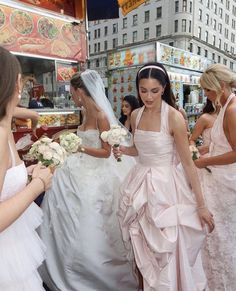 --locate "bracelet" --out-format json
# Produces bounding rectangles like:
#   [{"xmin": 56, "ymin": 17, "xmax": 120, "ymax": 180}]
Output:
[{"xmin": 33, "ymin": 177, "xmax": 46, "ymax": 191}]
